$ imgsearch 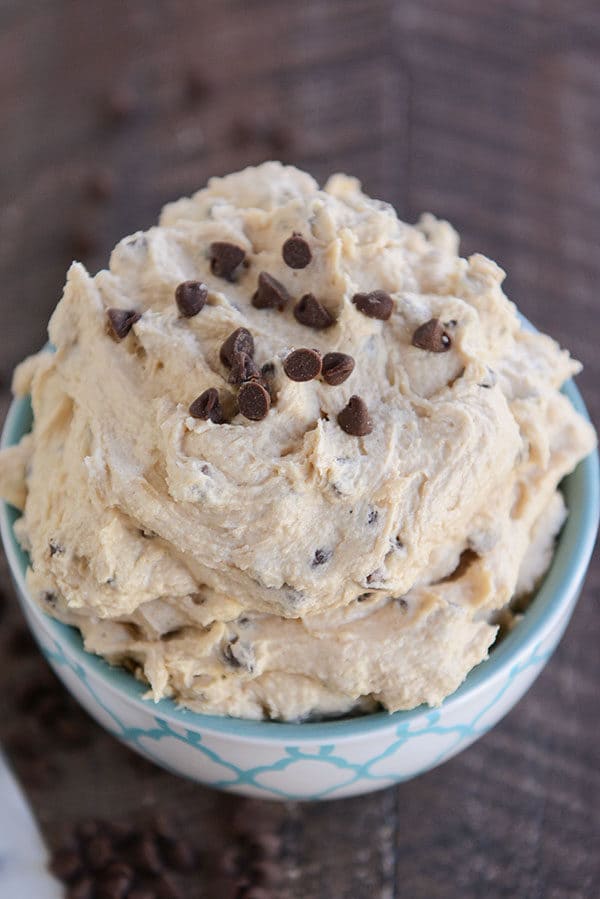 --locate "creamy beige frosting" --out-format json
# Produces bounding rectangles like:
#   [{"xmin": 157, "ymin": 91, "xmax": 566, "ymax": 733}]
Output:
[{"xmin": 0, "ymin": 163, "xmax": 595, "ymax": 721}]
